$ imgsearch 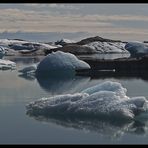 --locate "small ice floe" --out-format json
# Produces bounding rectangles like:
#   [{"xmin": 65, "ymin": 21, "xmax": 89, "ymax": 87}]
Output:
[
  {"xmin": 26, "ymin": 81, "xmax": 148, "ymax": 121},
  {"xmin": 0, "ymin": 46, "xmax": 6, "ymax": 59},
  {"xmin": 18, "ymin": 63, "xmax": 38, "ymax": 80},
  {"xmin": 36, "ymin": 51, "xmax": 90, "ymax": 77},
  {"xmin": 18, "ymin": 64, "xmax": 38, "ymax": 75},
  {"xmin": 125, "ymin": 41, "xmax": 148, "ymax": 58},
  {"xmin": 0, "ymin": 59, "xmax": 16, "ymax": 70}
]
